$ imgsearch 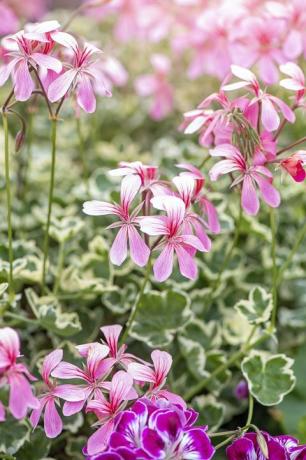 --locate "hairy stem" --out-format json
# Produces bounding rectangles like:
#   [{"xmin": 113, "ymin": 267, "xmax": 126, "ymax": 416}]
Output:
[
  {"xmin": 270, "ymin": 209, "xmax": 278, "ymax": 330},
  {"xmin": 245, "ymin": 393, "xmax": 254, "ymax": 428},
  {"xmin": 76, "ymin": 117, "xmax": 89, "ymax": 192},
  {"xmin": 276, "ymin": 136, "xmax": 306, "ymax": 156},
  {"xmin": 41, "ymin": 118, "xmax": 57, "ymax": 292}
]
